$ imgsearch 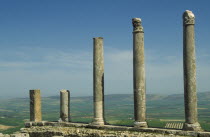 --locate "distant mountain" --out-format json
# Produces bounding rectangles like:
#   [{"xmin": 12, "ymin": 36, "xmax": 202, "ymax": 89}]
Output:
[
  {"xmin": 48, "ymin": 91, "xmax": 210, "ymax": 103},
  {"xmin": 163, "ymin": 93, "xmax": 184, "ymax": 101},
  {"xmin": 197, "ymin": 91, "xmax": 210, "ymax": 101}
]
